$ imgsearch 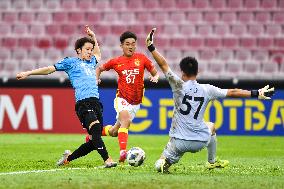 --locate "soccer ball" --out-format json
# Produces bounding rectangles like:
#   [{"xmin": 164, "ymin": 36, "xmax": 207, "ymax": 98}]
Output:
[{"xmin": 126, "ymin": 147, "xmax": 146, "ymax": 167}]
